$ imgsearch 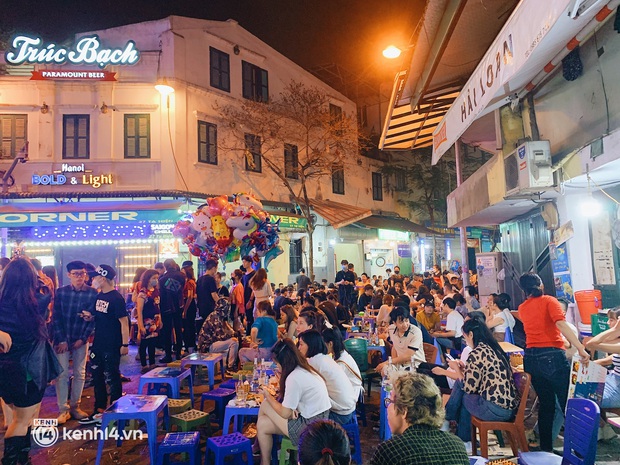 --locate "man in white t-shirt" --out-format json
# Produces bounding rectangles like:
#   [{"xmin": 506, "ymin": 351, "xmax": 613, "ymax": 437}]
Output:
[
  {"xmin": 433, "ymin": 297, "xmax": 464, "ymax": 354},
  {"xmin": 375, "ymin": 307, "xmax": 426, "ymax": 375}
]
